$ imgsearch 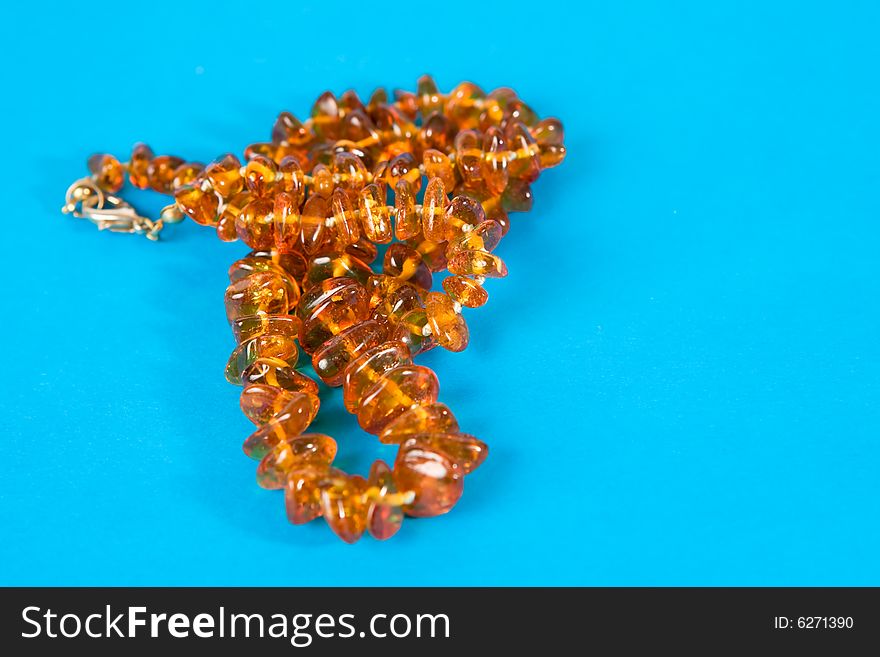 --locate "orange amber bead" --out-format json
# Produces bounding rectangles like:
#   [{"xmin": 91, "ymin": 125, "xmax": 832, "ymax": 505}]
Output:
[
  {"xmin": 505, "ymin": 121, "xmax": 541, "ymax": 182},
  {"xmin": 481, "ymin": 126, "xmax": 509, "ymax": 195},
  {"xmin": 299, "ymin": 194, "xmax": 330, "ymax": 254},
  {"xmin": 236, "ymin": 198, "xmax": 276, "ymax": 249},
  {"xmin": 241, "ymin": 384, "xmax": 295, "ymax": 425},
  {"xmin": 87, "ymin": 154, "xmax": 124, "ymax": 193},
  {"xmin": 228, "ymin": 257, "xmax": 300, "ymax": 306},
  {"xmin": 285, "ymin": 464, "xmax": 338, "ymax": 525},
  {"xmin": 311, "ymin": 91, "xmax": 340, "ymax": 139},
  {"xmin": 297, "ymin": 278, "xmax": 370, "ymax": 353},
  {"xmin": 368, "ymin": 279, "xmax": 421, "ymax": 326},
  {"xmin": 446, "ymin": 219, "xmax": 503, "ymax": 258},
  {"xmin": 272, "ymin": 111, "xmax": 309, "ymax": 145},
  {"xmin": 383, "ymin": 243, "xmax": 432, "ymax": 291},
  {"xmin": 311, "ymin": 319, "xmax": 385, "ymax": 386},
  {"xmin": 400, "ymin": 432, "xmax": 488, "ymax": 474},
  {"xmin": 532, "ymin": 117, "xmax": 566, "ymax": 168},
  {"xmin": 128, "ymin": 143, "xmax": 154, "ymax": 190},
  {"xmin": 417, "ymin": 74, "xmax": 444, "ymax": 115},
  {"xmin": 366, "ymin": 460, "xmax": 404, "ymax": 540},
  {"xmin": 393, "ymin": 309, "xmax": 437, "ymax": 356},
  {"xmin": 147, "ymin": 155, "xmax": 185, "ymax": 193},
  {"xmin": 406, "ymin": 236, "xmax": 449, "ymax": 273},
  {"xmin": 445, "ymin": 81, "xmax": 485, "ymax": 128},
  {"xmin": 447, "ymin": 249, "xmax": 508, "ymax": 278},
  {"xmin": 386, "ymin": 152, "xmax": 421, "ymax": 193},
  {"xmin": 205, "ymin": 153, "xmax": 243, "ymax": 198},
  {"xmin": 379, "ymin": 402, "xmax": 459, "ymax": 444},
  {"xmin": 231, "ymin": 313, "xmax": 302, "ymax": 343},
  {"xmin": 346, "ymin": 237, "xmax": 379, "ymax": 264},
  {"xmin": 224, "ymin": 271, "xmax": 288, "ymax": 322},
  {"xmin": 422, "ymin": 149, "xmax": 456, "ymax": 190},
  {"xmin": 257, "ymin": 433, "xmax": 337, "ymax": 489},
  {"xmin": 321, "ymin": 474, "xmax": 369, "ymax": 543},
  {"xmin": 425, "ymin": 291, "xmax": 469, "ymax": 352},
  {"xmin": 394, "ymin": 443, "xmax": 463, "ymax": 517},
  {"xmin": 216, "ymin": 214, "xmax": 238, "ymax": 242},
  {"xmin": 394, "ymin": 180, "xmax": 420, "ymax": 240},
  {"xmin": 358, "ymin": 184, "xmax": 392, "ymax": 244},
  {"xmin": 172, "ymin": 162, "xmax": 204, "ymax": 189},
  {"xmin": 501, "ymin": 179, "xmax": 533, "ymax": 213},
  {"xmin": 342, "ymin": 340, "xmax": 412, "ymax": 412},
  {"xmin": 224, "ymin": 333, "xmax": 299, "ymax": 383},
  {"xmin": 245, "ymin": 155, "xmax": 277, "ymax": 196},
  {"xmin": 454, "ymin": 129, "xmax": 483, "ymax": 189},
  {"xmin": 419, "ymin": 112, "xmax": 453, "ymax": 152},
  {"xmin": 273, "ymin": 191, "xmax": 301, "ymax": 252},
  {"xmin": 303, "ymin": 252, "xmax": 373, "ymax": 289},
  {"xmin": 445, "ymin": 195, "xmax": 486, "ymax": 237},
  {"xmin": 242, "ymin": 392, "xmax": 321, "ymax": 460},
  {"xmin": 241, "ymin": 358, "xmax": 319, "ymax": 396},
  {"xmin": 174, "ymin": 183, "xmax": 219, "ymax": 226},
  {"xmin": 329, "ymin": 188, "xmax": 360, "ymax": 248},
  {"xmin": 277, "ymin": 156, "xmax": 305, "ymax": 205},
  {"xmin": 311, "ymin": 164, "xmax": 334, "ymax": 198},
  {"xmin": 421, "ymin": 177, "xmax": 448, "ymax": 242},
  {"xmin": 332, "ymin": 151, "xmax": 369, "ymax": 193},
  {"xmin": 357, "ymin": 364, "xmax": 440, "ymax": 434},
  {"xmin": 442, "ymin": 275, "xmax": 488, "ymax": 308}
]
